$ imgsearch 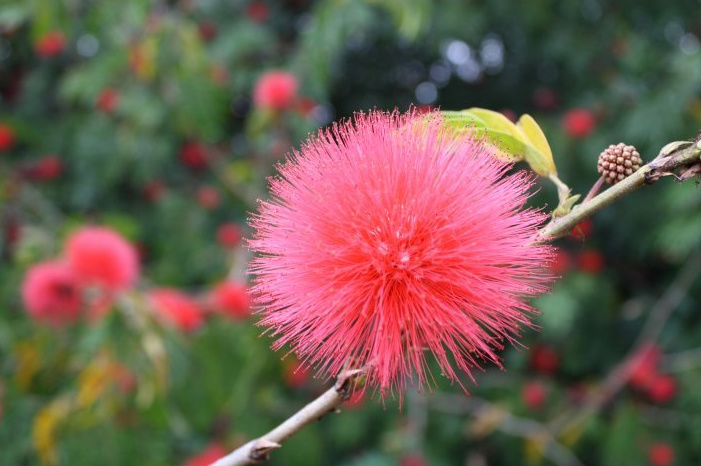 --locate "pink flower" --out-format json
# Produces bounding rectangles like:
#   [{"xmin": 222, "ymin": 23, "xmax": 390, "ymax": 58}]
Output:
[
  {"xmin": 0, "ymin": 123, "xmax": 16, "ymax": 152},
  {"xmin": 65, "ymin": 227, "xmax": 140, "ymax": 291},
  {"xmin": 22, "ymin": 261, "xmax": 83, "ymax": 326},
  {"xmin": 249, "ymin": 111, "xmax": 552, "ymax": 395},
  {"xmin": 208, "ymin": 281, "xmax": 251, "ymax": 320},
  {"xmin": 185, "ymin": 443, "xmax": 227, "ymax": 466},
  {"xmin": 252, "ymin": 71, "xmax": 298, "ymax": 111},
  {"xmin": 148, "ymin": 289, "xmax": 204, "ymax": 332}
]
